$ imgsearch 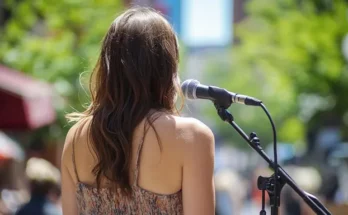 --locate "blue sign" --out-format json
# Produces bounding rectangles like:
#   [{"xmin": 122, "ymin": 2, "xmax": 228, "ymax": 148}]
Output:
[
  {"xmin": 154, "ymin": 0, "xmax": 233, "ymax": 49},
  {"xmin": 181, "ymin": 0, "xmax": 233, "ymax": 48}
]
